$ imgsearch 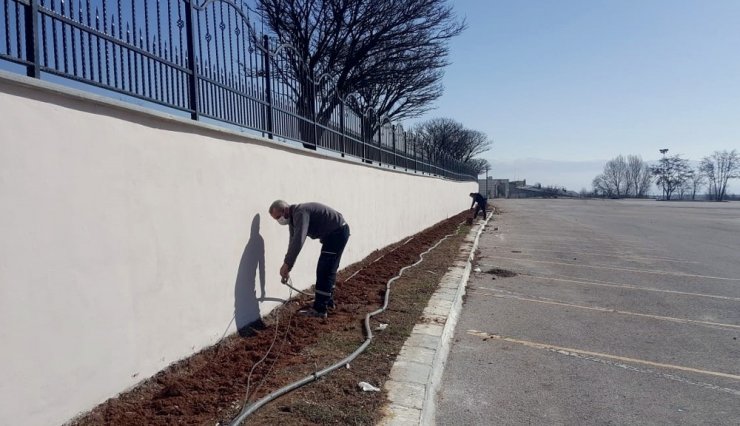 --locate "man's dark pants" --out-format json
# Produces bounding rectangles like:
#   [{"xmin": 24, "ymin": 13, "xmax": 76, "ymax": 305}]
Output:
[
  {"xmin": 474, "ymin": 201, "xmax": 487, "ymax": 219},
  {"xmin": 314, "ymin": 224, "xmax": 350, "ymax": 312}
]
